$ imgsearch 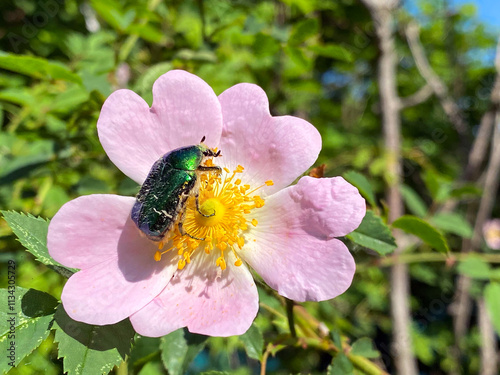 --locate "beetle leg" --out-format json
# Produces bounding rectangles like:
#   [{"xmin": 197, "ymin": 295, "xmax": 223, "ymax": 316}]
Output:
[
  {"xmin": 178, "ymin": 221, "xmax": 205, "ymax": 241},
  {"xmin": 195, "ymin": 194, "xmax": 215, "ymax": 217},
  {"xmin": 197, "ymin": 165, "xmax": 222, "ymax": 175}
]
